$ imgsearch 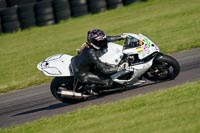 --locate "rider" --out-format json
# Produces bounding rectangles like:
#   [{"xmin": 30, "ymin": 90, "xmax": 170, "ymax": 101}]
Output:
[{"xmin": 71, "ymin": 29, "xmax": 127, "ymax": 89}]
